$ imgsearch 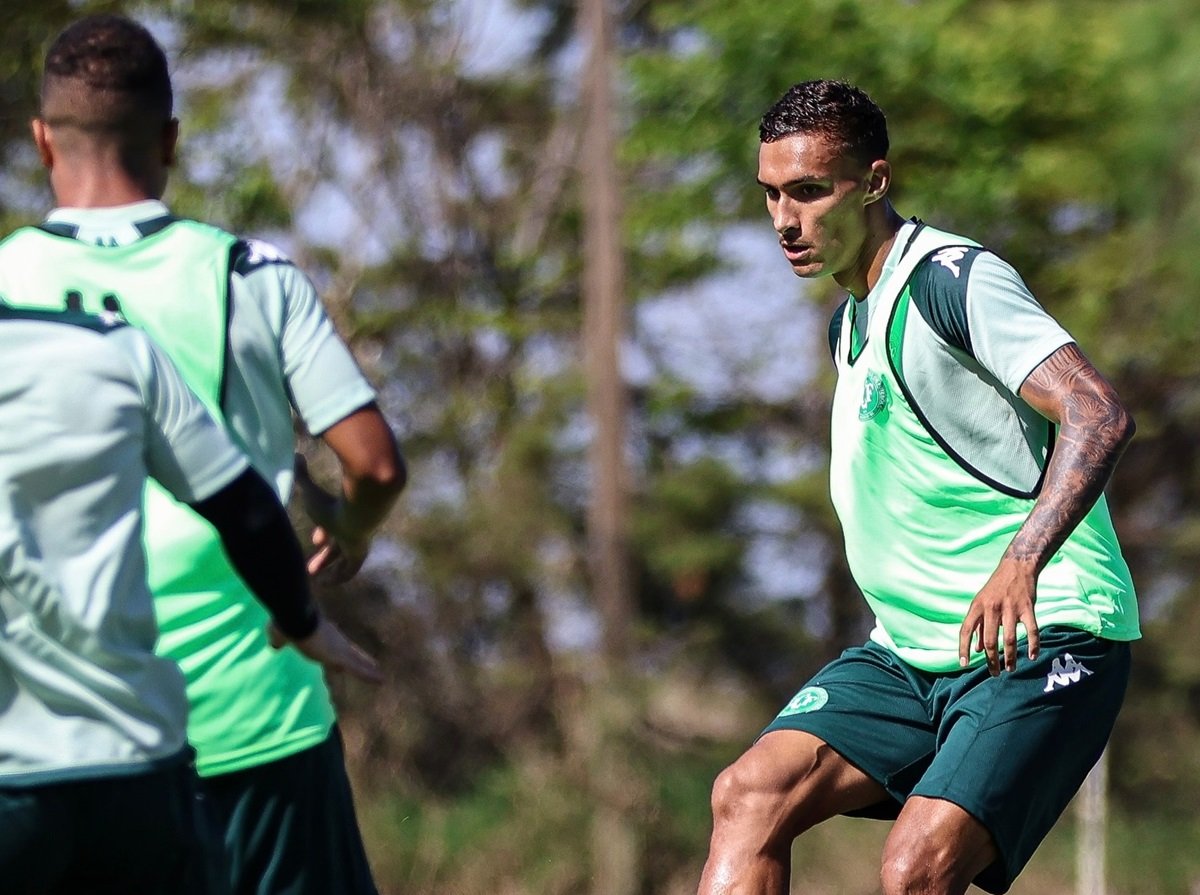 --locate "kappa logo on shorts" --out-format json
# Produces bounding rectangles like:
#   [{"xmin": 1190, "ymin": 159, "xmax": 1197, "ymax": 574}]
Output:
[
  {"xmin": 778, "ymin": 686, "xmax": 829, "ymax": 717},
  {"xmin": 1043, "ymin": 653, "xmax": 1093, "ymax": 693},
  {"xmin": 858, "ymin": 371, "xmax": 889, "ymax": 421}
]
